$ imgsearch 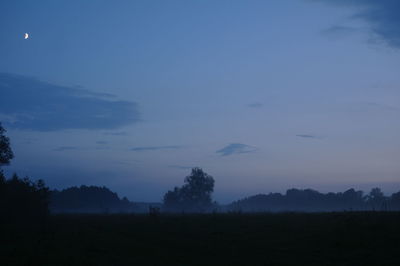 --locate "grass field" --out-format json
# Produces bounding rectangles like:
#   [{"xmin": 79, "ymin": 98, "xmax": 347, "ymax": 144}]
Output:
[{"xmin": 1, "ymin": 212, "xmax": 400, "ymax": 266}]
